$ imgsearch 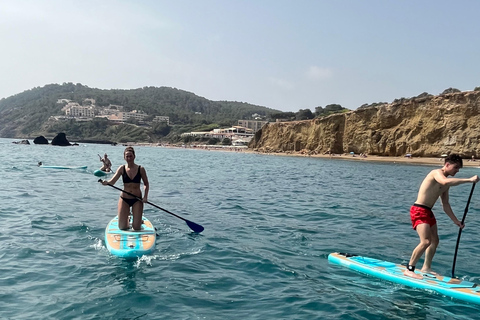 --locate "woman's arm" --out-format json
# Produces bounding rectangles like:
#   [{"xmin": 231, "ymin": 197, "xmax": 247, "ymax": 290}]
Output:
[
  {"xmin": 141, "ymin": 167, "xmax": 149, "ymax": 202},
  {"xmin": 102, "ymin": 166, "xmax": 123, "ymax": 185}
]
